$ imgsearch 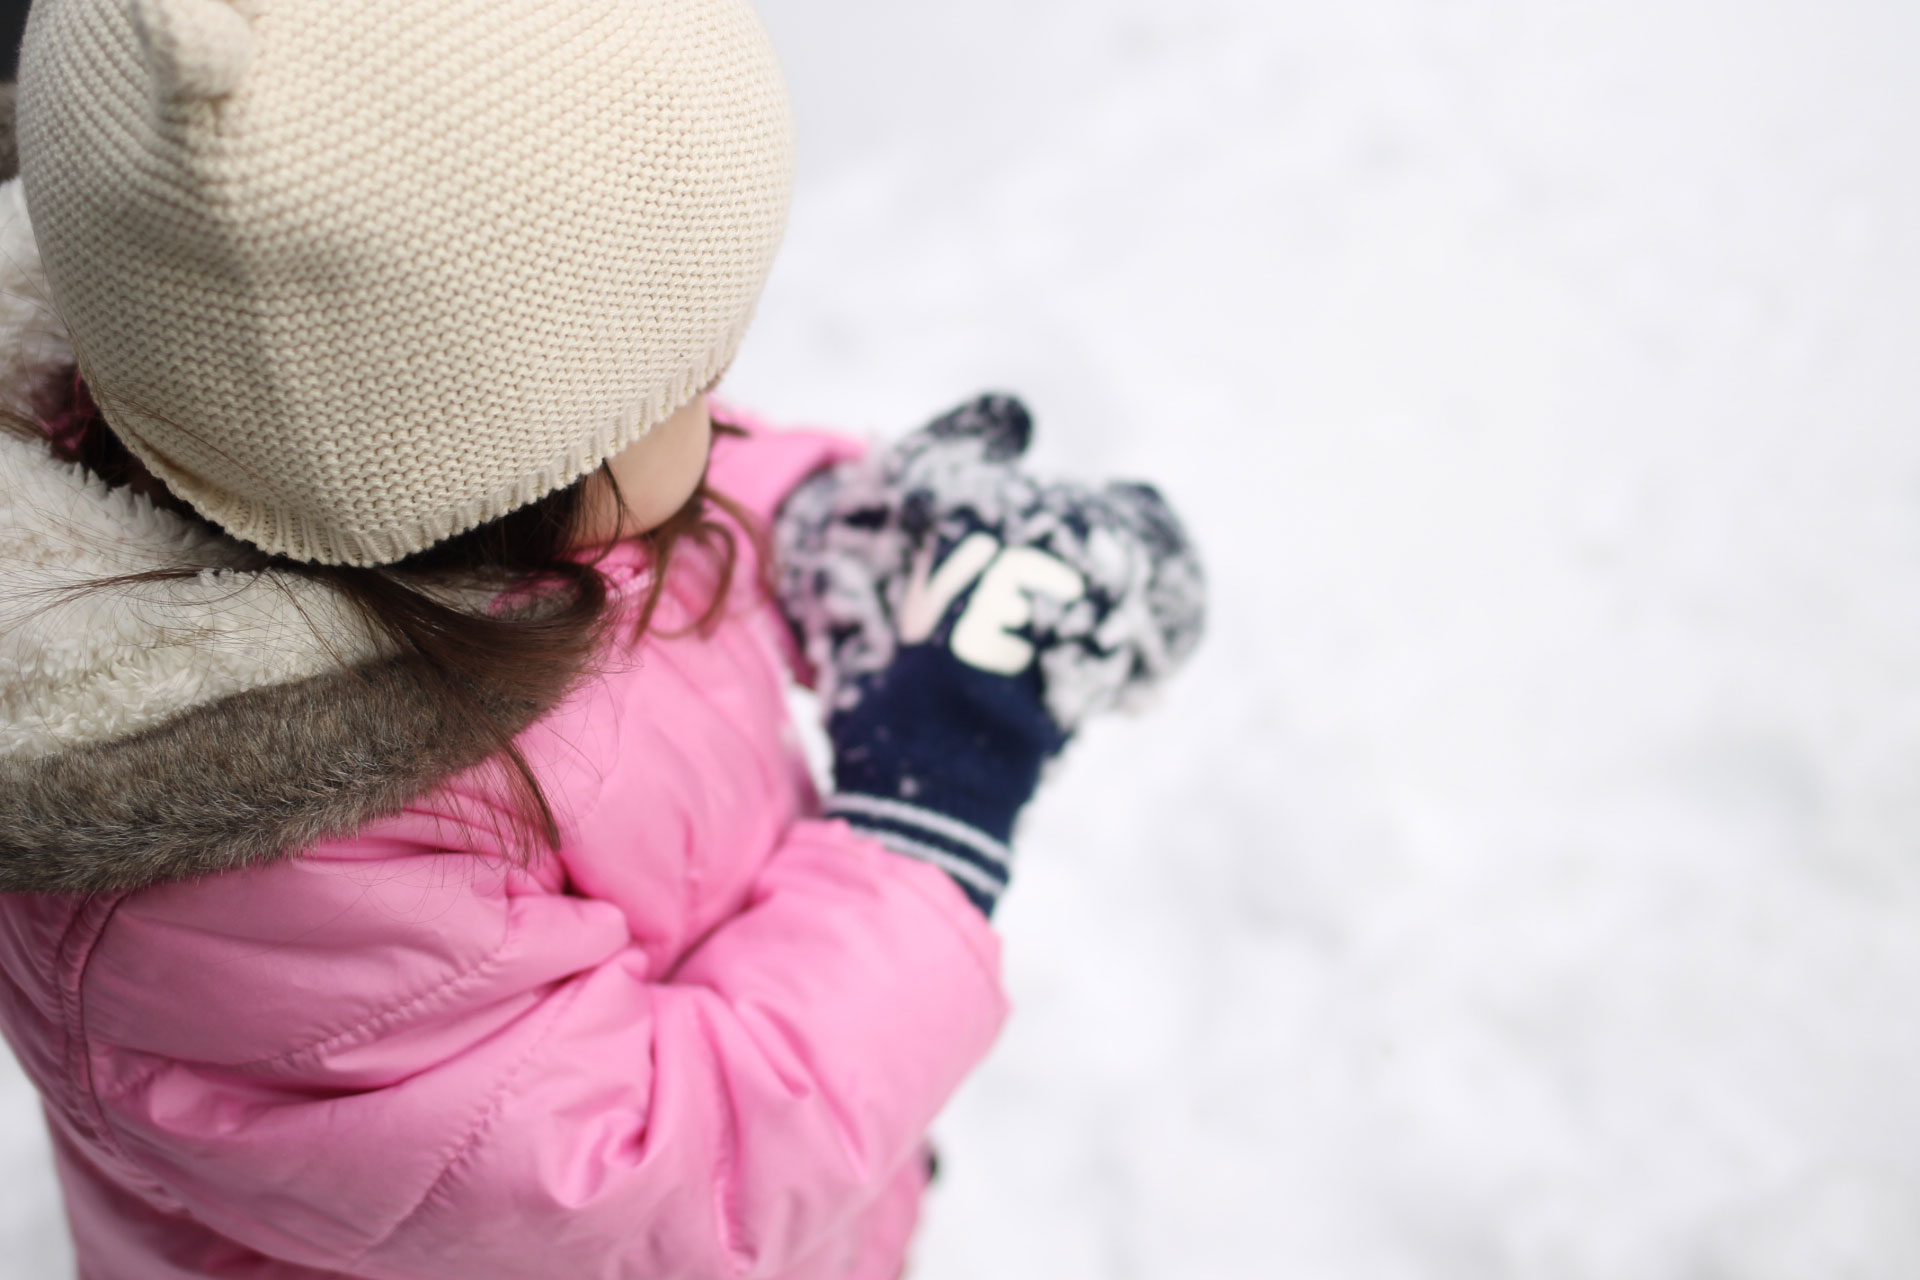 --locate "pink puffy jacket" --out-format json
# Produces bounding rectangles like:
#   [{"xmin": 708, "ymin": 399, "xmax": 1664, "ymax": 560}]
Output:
[{"xmin": 0, "ymin": 414, "xmax": 1009, "ymax": 1278}]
